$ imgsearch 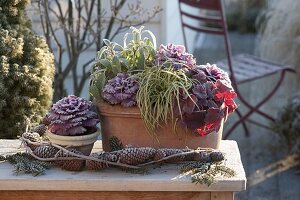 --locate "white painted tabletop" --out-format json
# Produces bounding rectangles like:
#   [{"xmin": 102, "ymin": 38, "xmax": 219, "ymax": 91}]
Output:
[{"xmin": 0, "ymin": 139, "xmax": 246, "ymax": 192}]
